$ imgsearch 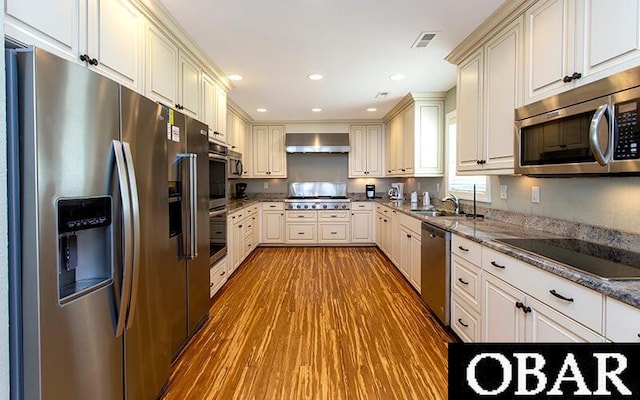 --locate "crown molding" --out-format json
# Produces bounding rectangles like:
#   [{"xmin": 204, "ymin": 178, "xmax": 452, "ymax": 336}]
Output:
[
  {"xmin": 445, "ymin": 0, "xmax": 535, "ymax": 65},
  {"xmin": 383, "ymin": 92, "xmax": 446, "ymax": 122}
]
